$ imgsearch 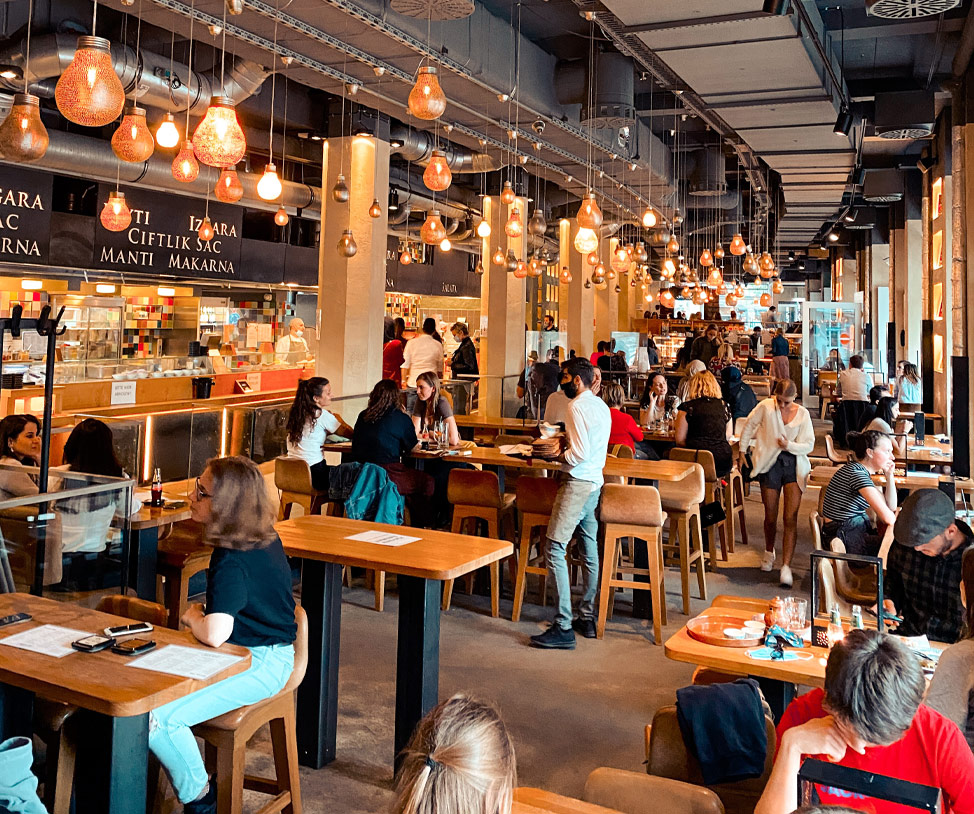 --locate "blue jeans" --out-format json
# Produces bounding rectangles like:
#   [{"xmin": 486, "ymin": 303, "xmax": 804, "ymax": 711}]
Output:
[
  {"xmin": 148, "ymin": 643, "xmax": 294, "ymax": 803},
  {"xmin": 546, "ymin": 477, "xmax": 601, "ymax": 629}
]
